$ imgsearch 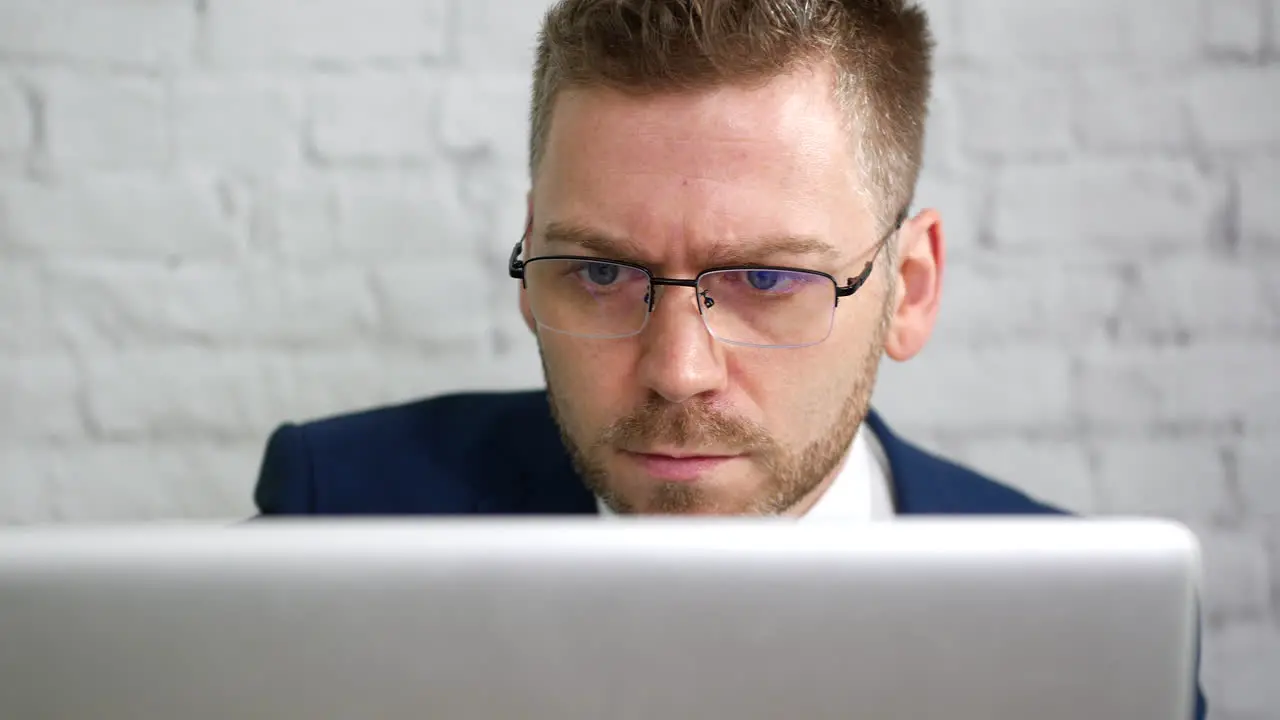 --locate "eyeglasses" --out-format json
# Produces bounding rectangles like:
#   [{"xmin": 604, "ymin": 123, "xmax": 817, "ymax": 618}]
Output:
[{"xmin": 508, "ymin": 211, "xmax": 906, "ymax": 349}]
